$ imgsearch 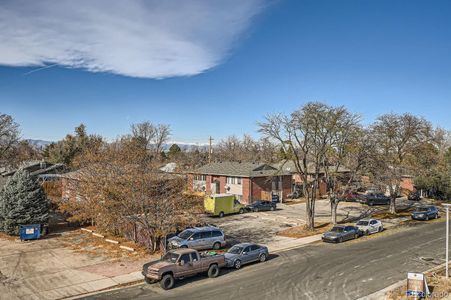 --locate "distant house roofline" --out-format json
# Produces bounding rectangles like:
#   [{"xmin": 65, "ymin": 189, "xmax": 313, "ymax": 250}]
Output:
[{"xmin": 190, "ymin": 161, "xmax": 291, "ymax": 177}]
